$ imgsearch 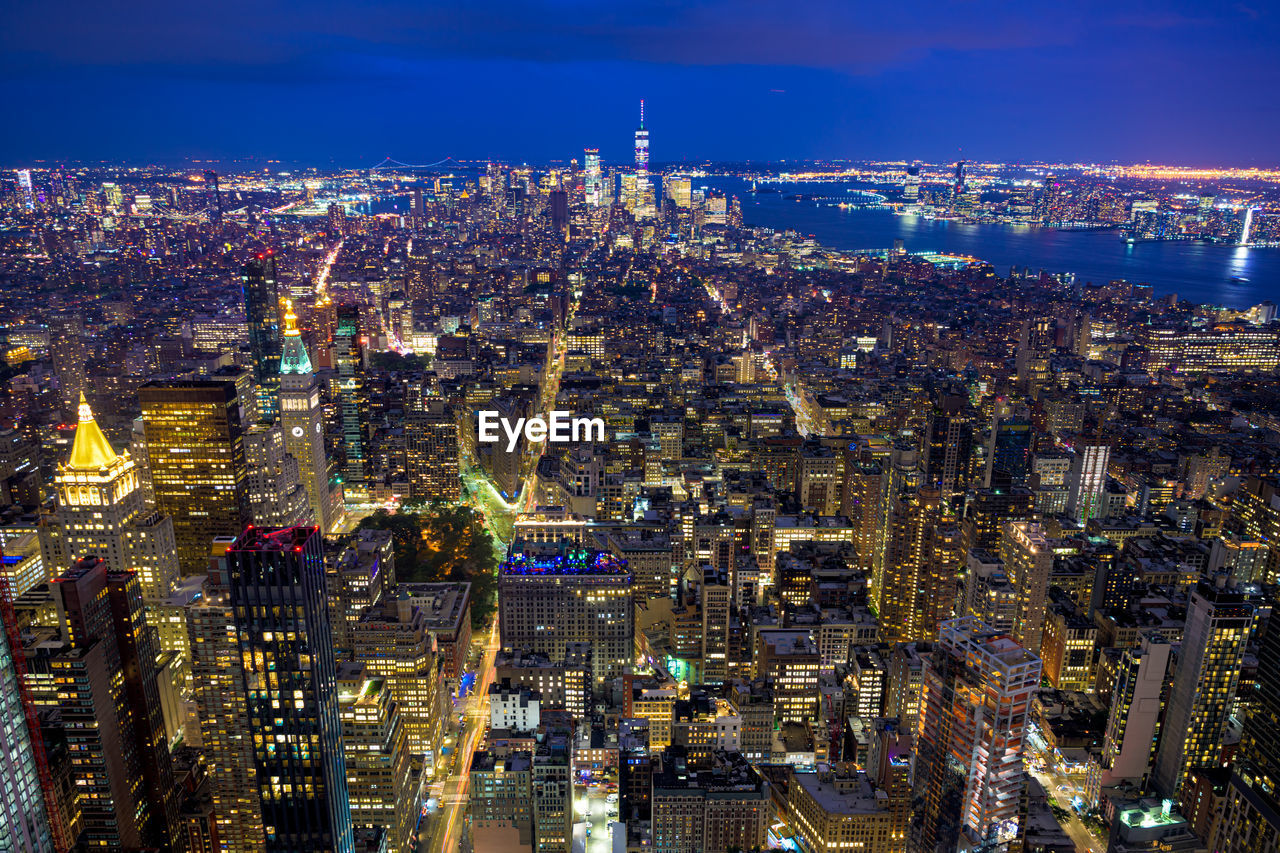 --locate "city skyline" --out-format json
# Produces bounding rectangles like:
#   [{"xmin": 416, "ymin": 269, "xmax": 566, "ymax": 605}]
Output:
[
  {"xmin": 3, "ymin": 1, "xmax": 1279, "ymax": 165},
  {"xmin": 4, "ymin": 6, "xmax": 1280, "ymax": 853}
]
